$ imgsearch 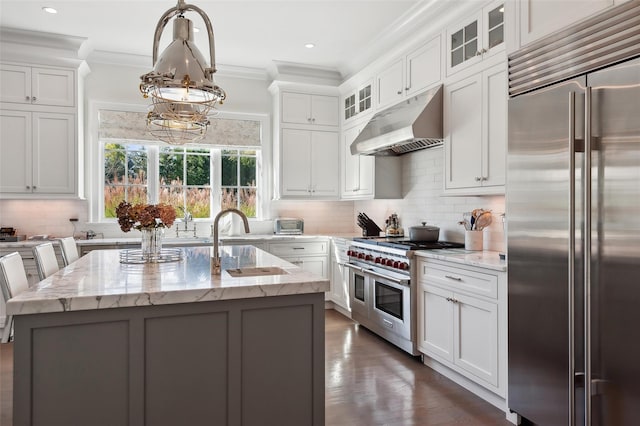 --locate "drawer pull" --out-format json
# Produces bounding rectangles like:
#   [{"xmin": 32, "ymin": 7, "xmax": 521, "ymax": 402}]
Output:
[
  {"xmin": 292, "ymin": 247, "xmax": 305, "ymax": 250},
  {"xmin": 382, "ymin": 318, "xmax": 393, "ymax": 328},
  {"xmin": 446, "ymin": 297, "xmax": 460, "ymax": 304},
  {"xmin": 445, "ymin": 275, "xmax": 462, "ymax": 281}
]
